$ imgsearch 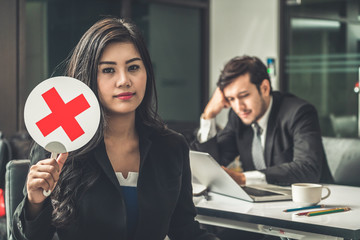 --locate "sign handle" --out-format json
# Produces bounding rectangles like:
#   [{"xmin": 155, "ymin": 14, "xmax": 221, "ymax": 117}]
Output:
[{"xmin": 42, "ymin": 152, "xmax": 59, "ymax": 197}]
